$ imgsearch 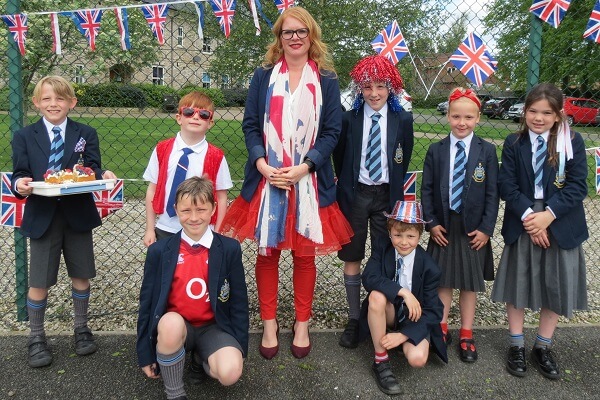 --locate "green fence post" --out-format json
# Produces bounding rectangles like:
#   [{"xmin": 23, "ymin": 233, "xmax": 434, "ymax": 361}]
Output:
[
  {"xmin": 527, "ymin": 14, "xmax": 543, "ymax": 92},
  {"xmin": 6, "ymin": 0, "xmax": 28, "ymax": 321}
]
